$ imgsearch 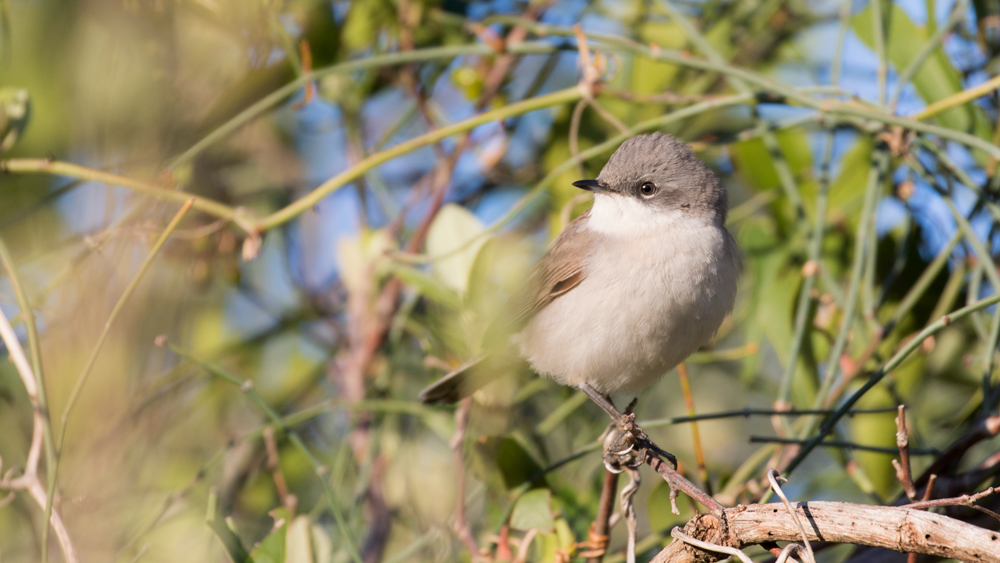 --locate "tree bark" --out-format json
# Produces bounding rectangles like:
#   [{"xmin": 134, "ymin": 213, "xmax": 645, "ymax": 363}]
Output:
[{"xmin": 652, "ymin": 501, "xmax": 1000, "ymax": 563}]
